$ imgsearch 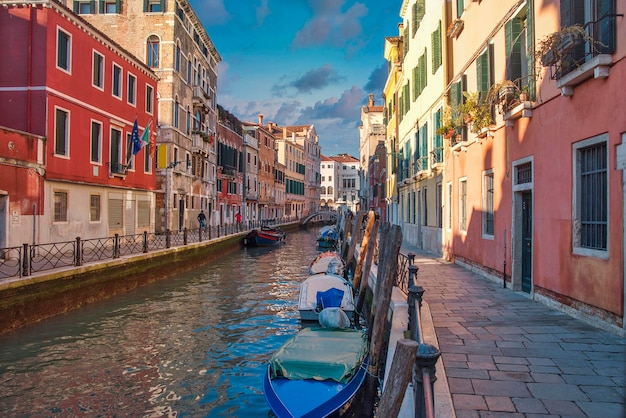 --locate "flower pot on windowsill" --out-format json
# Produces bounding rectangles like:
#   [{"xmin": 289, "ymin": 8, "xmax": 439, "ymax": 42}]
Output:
[{"xmin": 443, "ymin": 129, "xmax": 455, "ymax": 139}]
